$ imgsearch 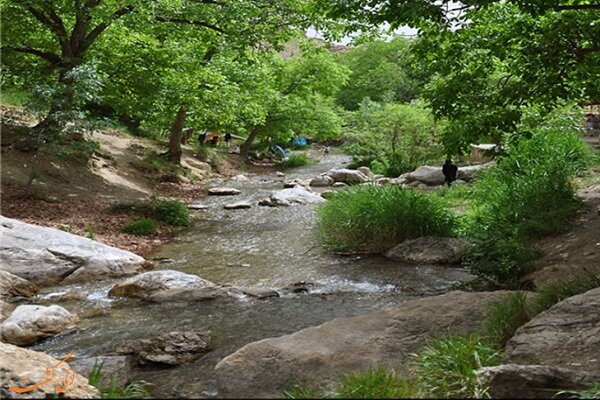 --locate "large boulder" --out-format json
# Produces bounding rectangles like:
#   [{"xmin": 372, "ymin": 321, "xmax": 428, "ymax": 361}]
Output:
[
  {"xmin": 476, "ymin": 364, "xmax": 600, "ymax": 399},
  {"xmin": 456, "ymin": 163, "xmax": 493, "ymax": 181},
  {"xmin": 325, "ymin": 168, "xmax": 370, "ymax": 184},
  {"xmin": 0, "ymin": 305, "xmax": 79, "ymax": 346},
  {"xmin": 384, "ymin": 237, "xmax": 469, "ymax": 265},
  {"xmin": 0, "ymin": 216, "xmax": 145, "ymax": 286},
  {"xmin": 505, "ymin": 287, "xmax": 600, "ymax": 375},
  {"xmin": 309, "ymin": 175, "xmax": 334, "ymax": 187},
  {"xmin": 108, "ymin": 270, "xmax": 225, "ymax": 302},
  {"xmin": 215, "ymin": 290, "xmax": 517, "ymax": 398},
  {"xmin": 114, "ymin": 331, "xmax": 211, "ymax": 365},
  {"xmin": 0, "ymin": 342, "xmax": 100, "ymax": 398},
  {"xmin": 0, "ymin": 271, "xmax": 39, "ymax": 299},
  {"xmin": 70, "ymin": 356, "xmax": 134, "ymax": 388},
  {"xmin": 400, "ymin": 166, "xmax": 445, "ymax": 186},
  {"xmin": 357, "ymin": 166, "xmax": 375, "ymax": 180}
]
